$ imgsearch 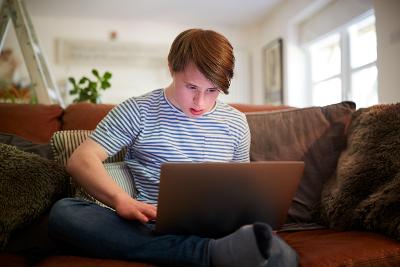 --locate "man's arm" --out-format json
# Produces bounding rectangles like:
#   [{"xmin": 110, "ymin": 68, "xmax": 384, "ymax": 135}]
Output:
[{"xmin": 66, "ymin": 138, "xmax": 156, "ymax": 223}]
